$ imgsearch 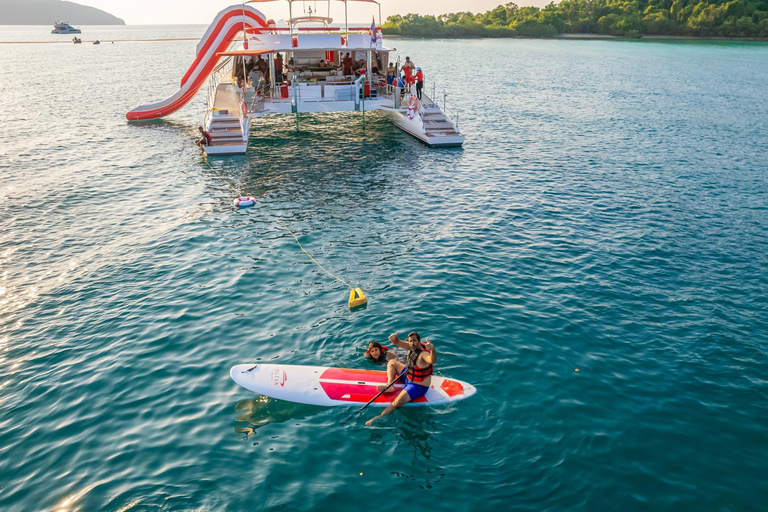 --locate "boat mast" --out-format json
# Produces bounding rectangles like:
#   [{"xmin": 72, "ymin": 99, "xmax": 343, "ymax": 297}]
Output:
[{"xmin": 289, "ymin": 0, "xmax": 293, "ymax": 37}]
